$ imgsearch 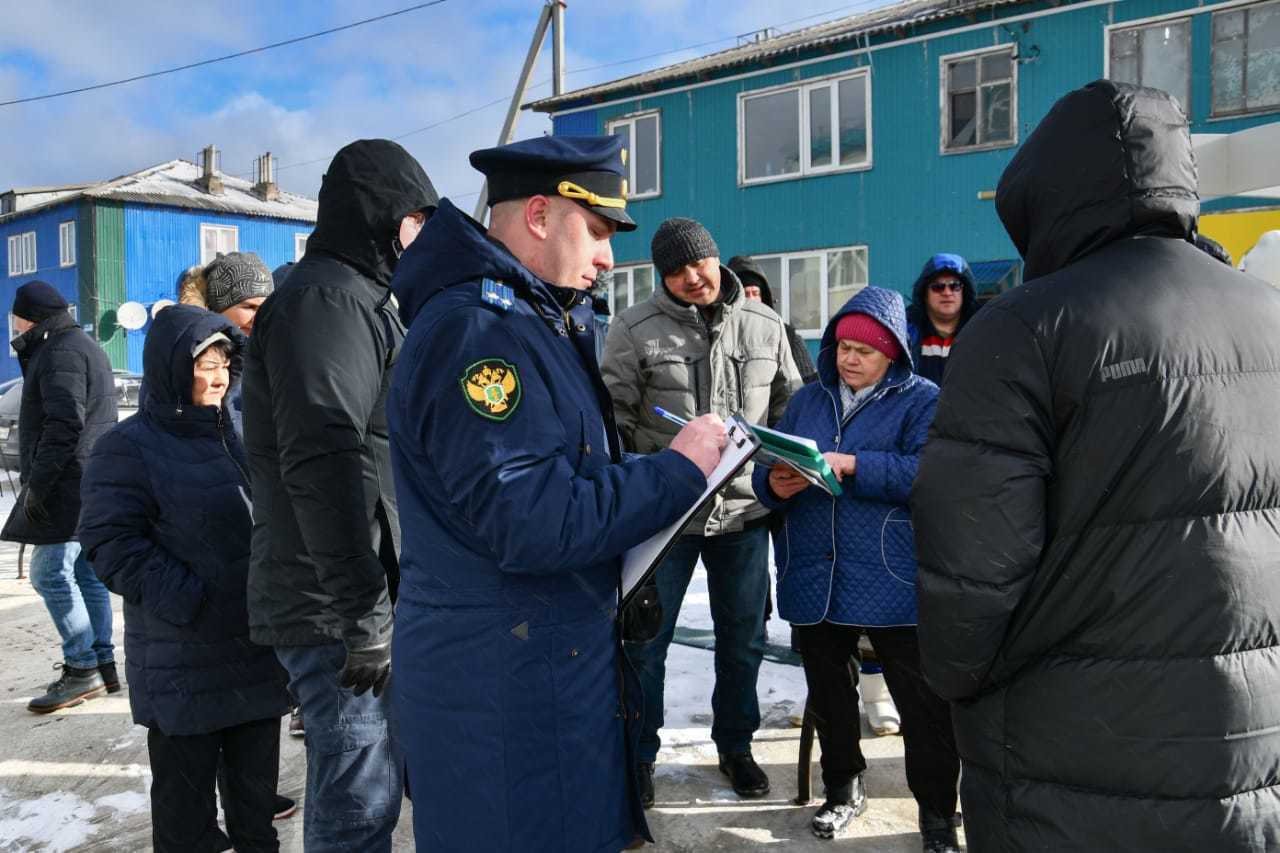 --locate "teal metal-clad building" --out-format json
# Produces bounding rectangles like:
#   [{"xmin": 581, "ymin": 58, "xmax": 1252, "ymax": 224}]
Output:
[
  {"xmin": 530, "ymin": 0, "xmax": 1280, "ymax": 345},
  {"xmin": 0, "ymin": 155, "xmax": 315, "ymax": 380}
]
